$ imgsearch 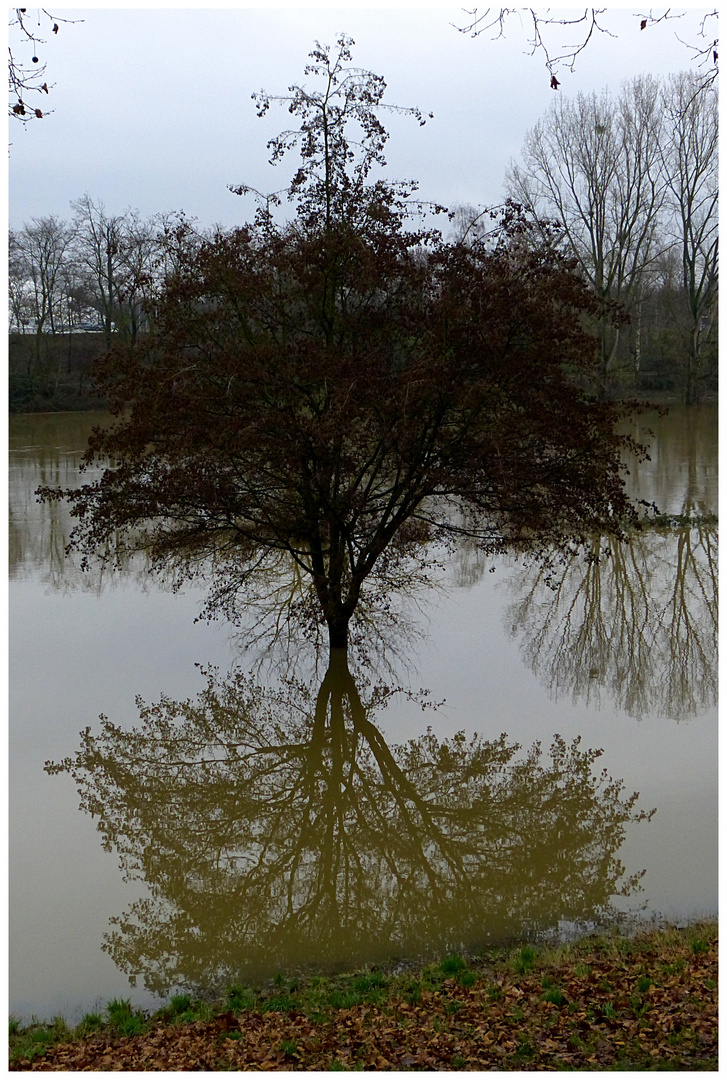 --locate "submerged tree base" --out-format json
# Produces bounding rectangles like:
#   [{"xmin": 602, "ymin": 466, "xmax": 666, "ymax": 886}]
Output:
[{"xmin": 10, "ymin": 920, "xmax": 717, "ymax": 1071}]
